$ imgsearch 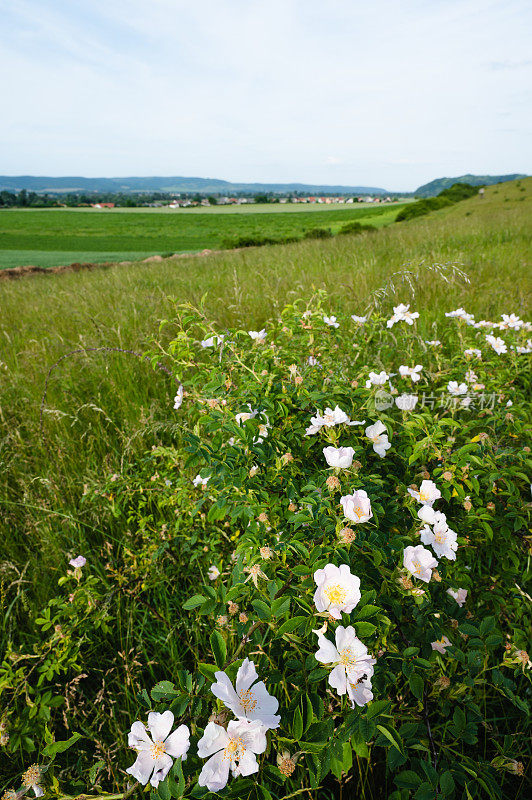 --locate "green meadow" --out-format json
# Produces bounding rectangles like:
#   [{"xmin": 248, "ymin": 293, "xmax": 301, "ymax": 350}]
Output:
[{"xmin": 0, "ymin": 203, "xmax": 403, "ymax": 268}]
